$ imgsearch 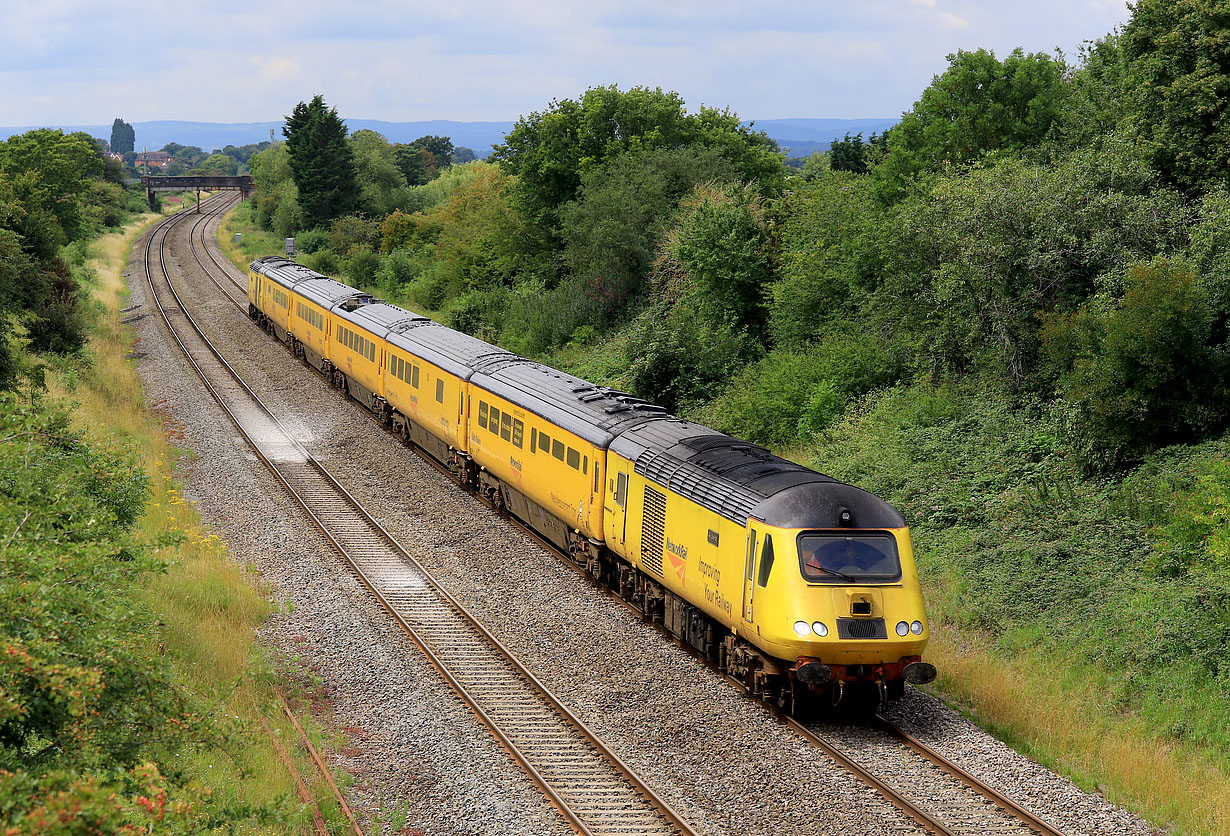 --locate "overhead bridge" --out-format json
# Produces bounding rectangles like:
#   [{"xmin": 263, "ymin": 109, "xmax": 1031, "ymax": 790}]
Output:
[{"xmin": 141, "ymin": 175, "xmax": 254, "ymax": 211}]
